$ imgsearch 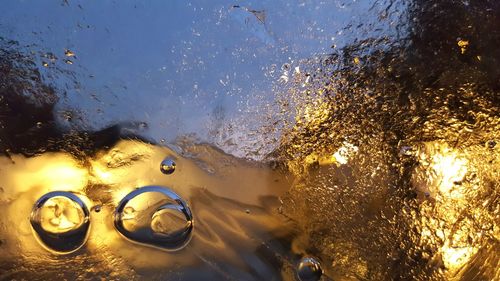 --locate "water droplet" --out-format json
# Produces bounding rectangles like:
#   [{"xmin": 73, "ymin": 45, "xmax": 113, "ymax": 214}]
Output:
[
  {"xmin": 64, "ymin": 49, "xmax": 75, "ymax": 57},
  {"xmin": 114, "ymin": 186, "xmax": 193, "ymax": 251},
  {"xmin": 30, "ymin": 191, "xmax": 90, "ymax": 254},
  {"xmin": 297, "ymin": 257, "xmax": 322, "ymax": 281},
  {"xmin": 124, "ymin": 206, "xmax": 135, "ymax": 215},
  {"xmin": 91, "ymin": 205, "xmax": 102, "ymax": 213},
  {"xmin": 487, "ymin": 140, "xmax": 496, "ymax": 149},
  {"xmin": 62, "ymin": 111, "xmax": 73, "ymax": 121},
  {"xmin": 399, "ymin": 146, "xmax": 414, "ymax": 156},
  {"xmin": 138, "ymin": 122, "xmax": 148, "ymax": 129},
  {"xmin": 160, "ymin": 158, "xmax": 176, "ymax": 175}
]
